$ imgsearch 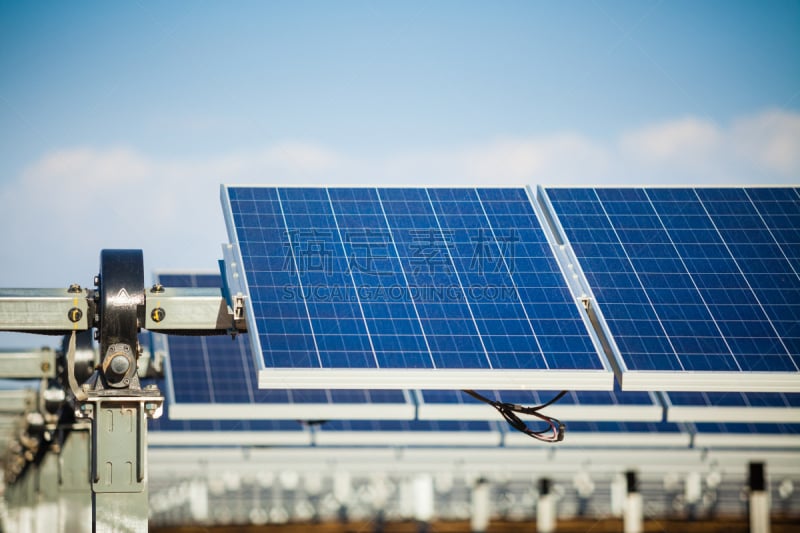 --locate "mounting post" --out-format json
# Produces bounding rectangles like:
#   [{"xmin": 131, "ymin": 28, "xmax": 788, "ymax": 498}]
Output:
[
  {"xmin": 749, "ymin": 462, "xmax": 770, "ymax": 533},
  {"xmin": 624, "ymin": 470, "xmax": 643, "ymax": 533},
  {"xmin": 76, "ymin": 250, "xmax": 163, "ymax": 532}
]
